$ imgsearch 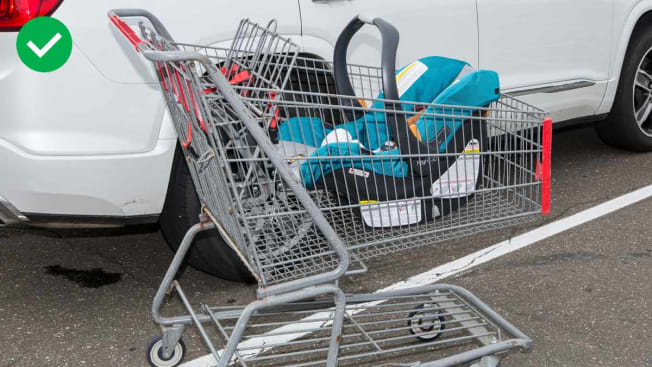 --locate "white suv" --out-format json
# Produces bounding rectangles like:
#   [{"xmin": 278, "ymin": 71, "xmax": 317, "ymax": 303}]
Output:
[{"xmin": 2, "ymin": 0, "xmax": 652, "ymax": 280}]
